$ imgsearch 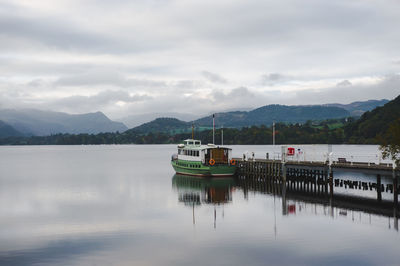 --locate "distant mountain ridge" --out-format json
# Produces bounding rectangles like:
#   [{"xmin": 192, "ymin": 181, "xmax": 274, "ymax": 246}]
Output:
[
  {"xmin": 0, "ymin": 109, "xmax": 128, "ymax": 136},
  {"xmin": 127, "ymin": 99, "xmax": 387, "ymax": 133},
  {"xmin": 194, "ymin": 105, "xmax": 350, "ymax": 128},
  {"xmin": 325, "ymin": 99, "xmax": 389, "ymax": 116},
  {"xmin": 0, "ymin": 99, "xmax": 388, "ymax": 137},
  {"xmin": 129, "ymin": 105, "xmax": 351, "ymax": 134},
  {"xmin": 0, "ymin": 120, "xmax": 23, "ymax": 138}
]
